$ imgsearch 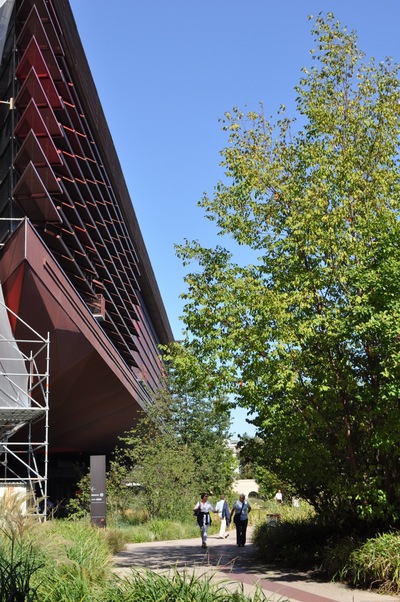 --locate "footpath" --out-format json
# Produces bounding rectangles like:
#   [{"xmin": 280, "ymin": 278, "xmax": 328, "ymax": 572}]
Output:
[{"xmin": 113, "ymin": 528, "xmax": 400, "ymax": 602}]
